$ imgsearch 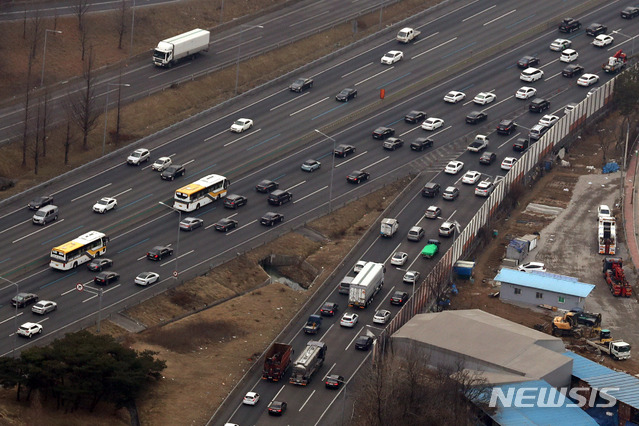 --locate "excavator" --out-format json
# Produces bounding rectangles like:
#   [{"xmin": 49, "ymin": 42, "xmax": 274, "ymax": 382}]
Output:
[{"xmin": 552, "ymin": 310, "xmax": 602, "ymax": 338}]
